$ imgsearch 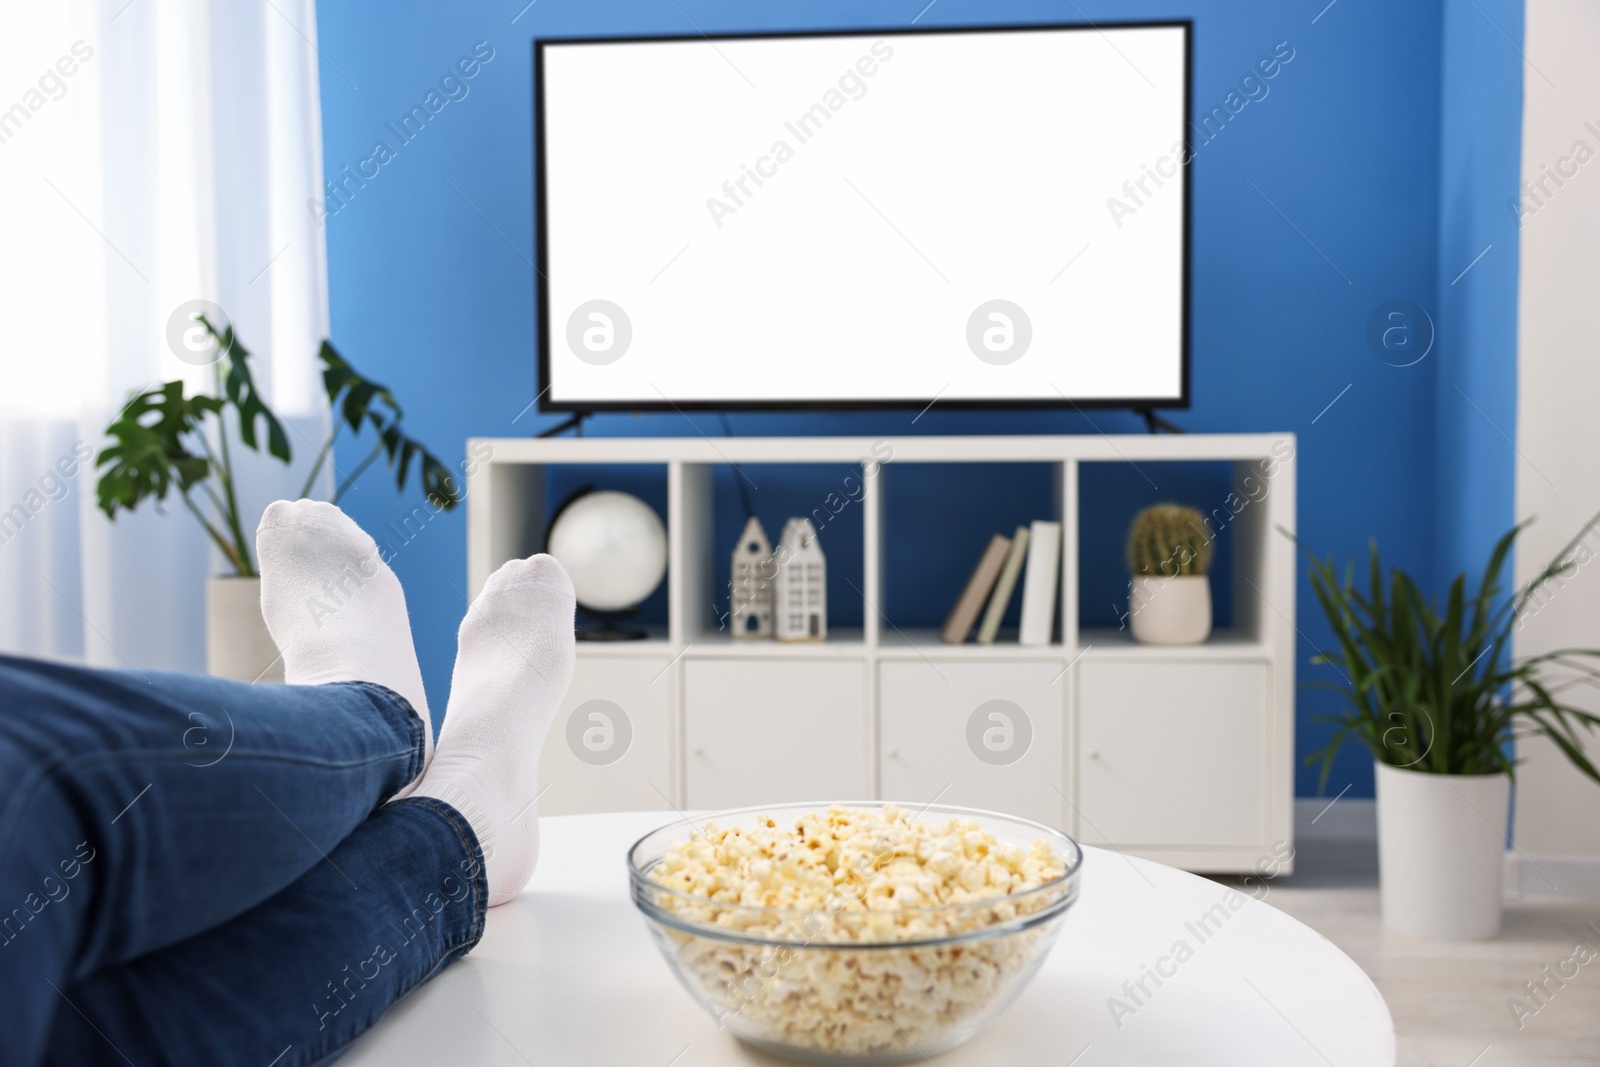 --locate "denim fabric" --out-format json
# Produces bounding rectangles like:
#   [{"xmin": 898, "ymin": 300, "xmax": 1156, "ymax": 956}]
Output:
[
  {"xmin": 0, "ymin": 654, "xmax": 486, "ymax": 1066},
  {"xmin": 45, "ymin": 798, "xmax": 486, "ymax": 1067}
]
